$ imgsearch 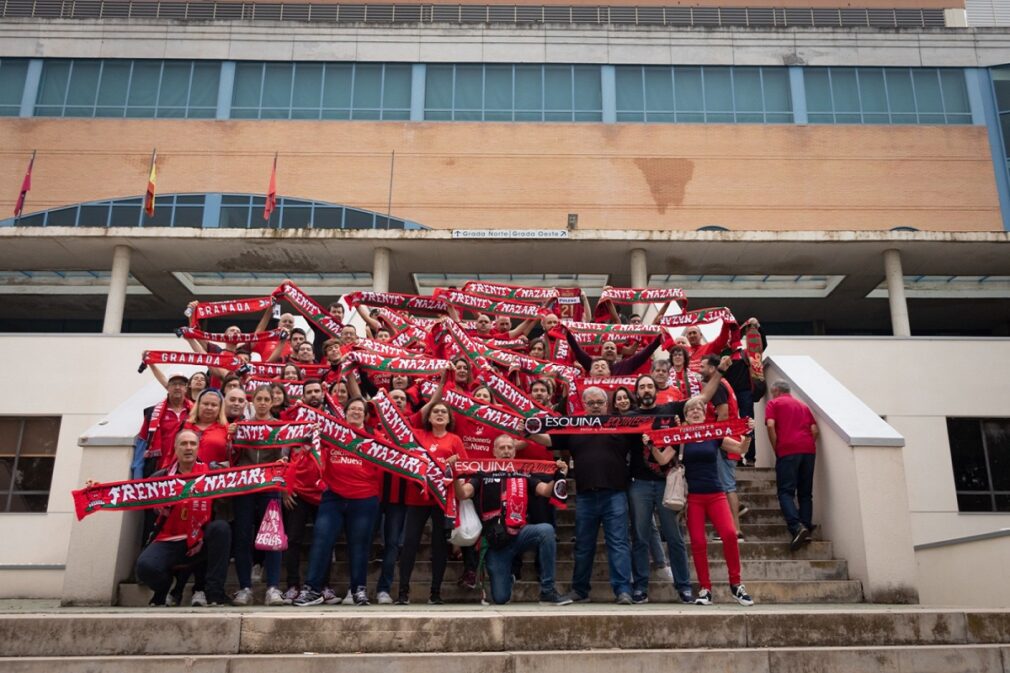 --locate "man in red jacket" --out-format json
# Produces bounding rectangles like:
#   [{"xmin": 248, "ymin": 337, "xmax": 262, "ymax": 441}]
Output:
[
  {"xmin": 134, "ymin": 430, "xmax": 232, "ymax": 606},
  {"xmin": 764, "ymin": 380, "xmax": 819, "ymax": 551}
]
